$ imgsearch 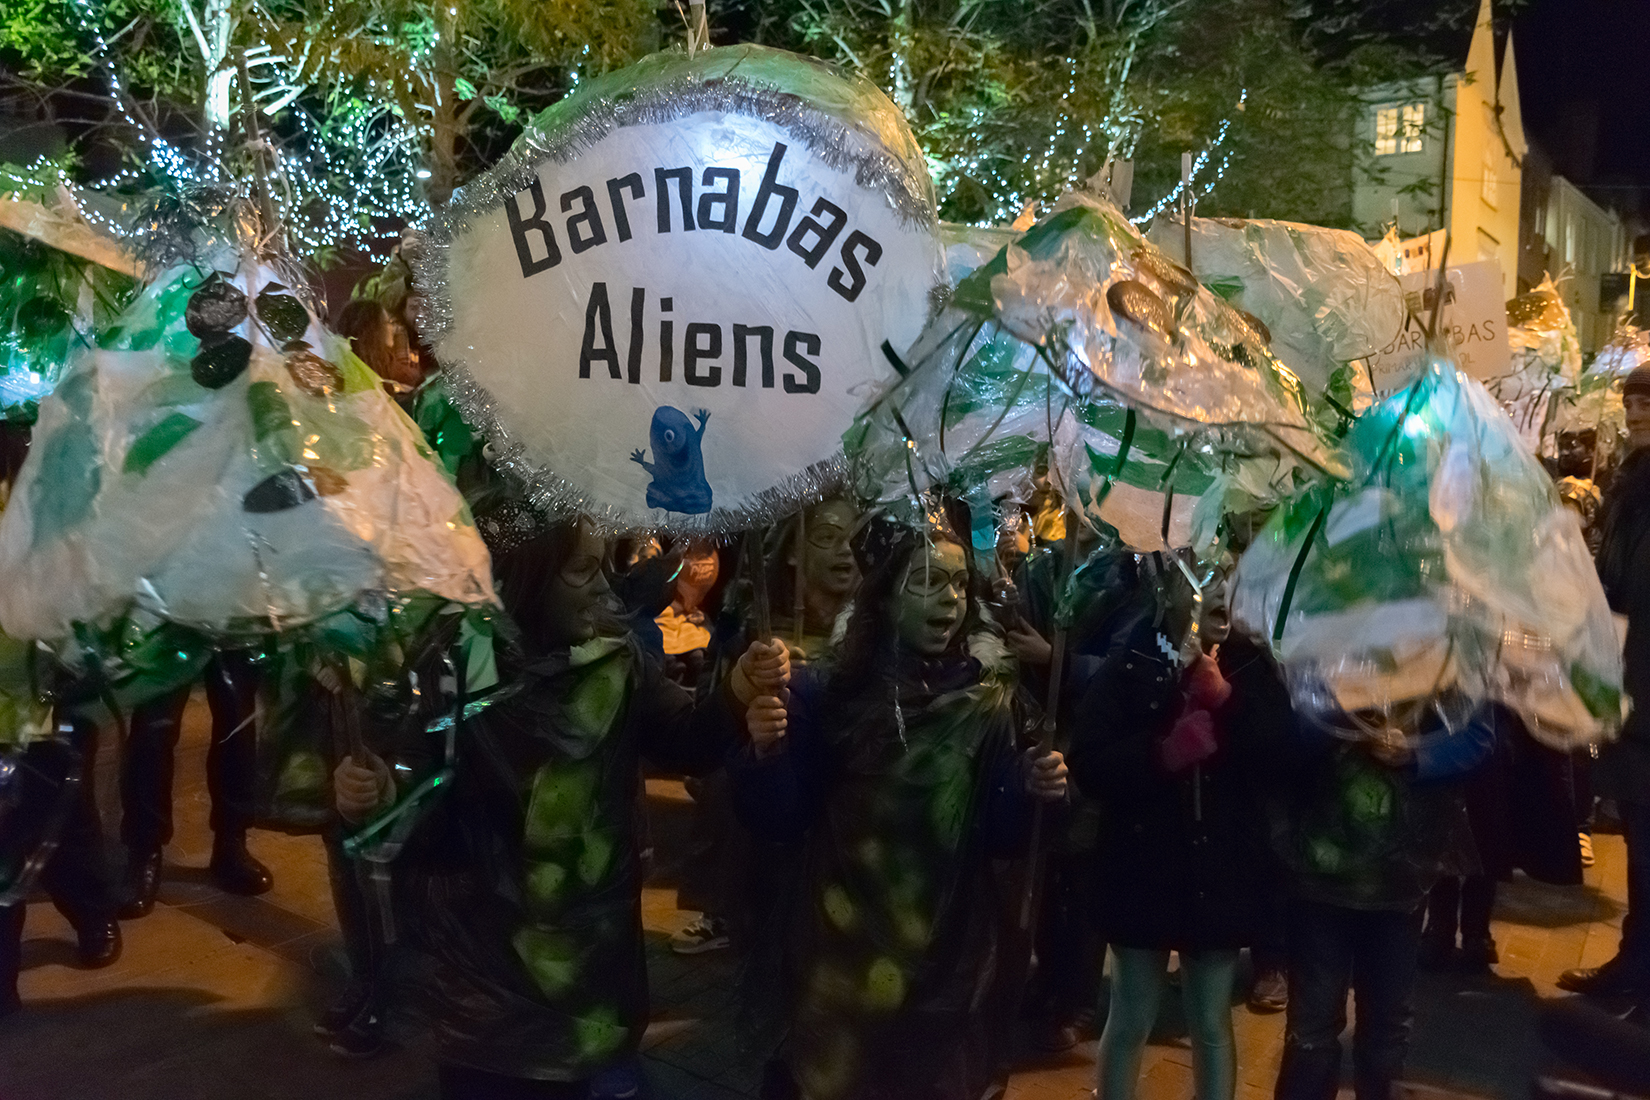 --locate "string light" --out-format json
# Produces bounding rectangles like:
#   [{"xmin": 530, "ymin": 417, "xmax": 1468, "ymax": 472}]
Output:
[
  {"xmin": 26, "ymin": 0, "xmax": 429, "ymax": 264},
  {"xmin": 1130, "ymin": 91, "xmax": 1246, "ymax": 226}
]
